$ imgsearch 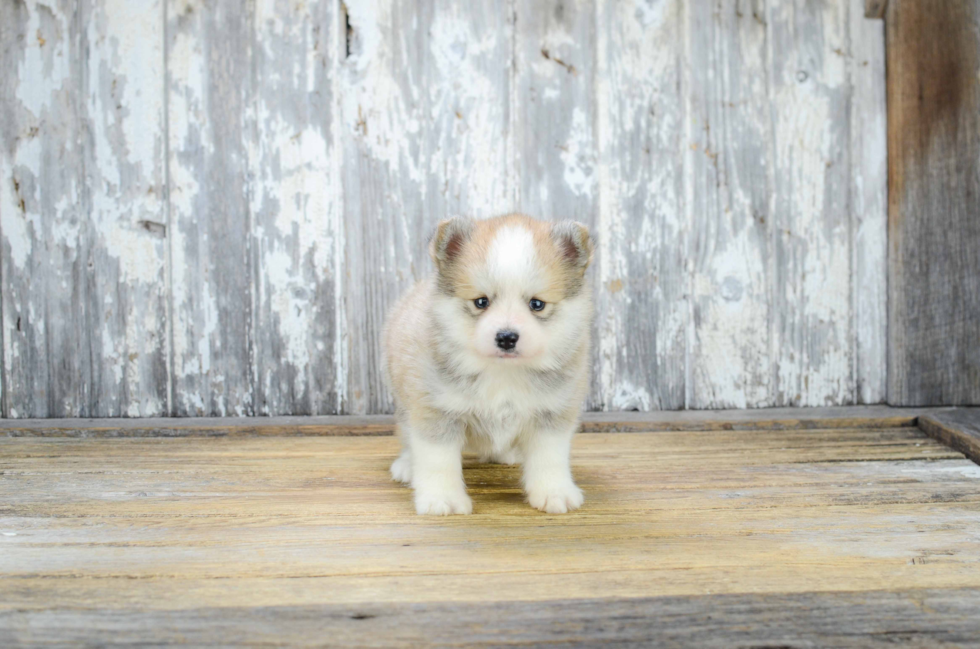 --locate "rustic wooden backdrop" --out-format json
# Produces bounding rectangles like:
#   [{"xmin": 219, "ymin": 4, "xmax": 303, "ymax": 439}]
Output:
[
  {"xmin": 886, "ymin": 0, "xmax": 980, "ymax": 407},
  {"xmin": 0, "ymin": 0, "xmax": 887, "ymax": 417}
]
